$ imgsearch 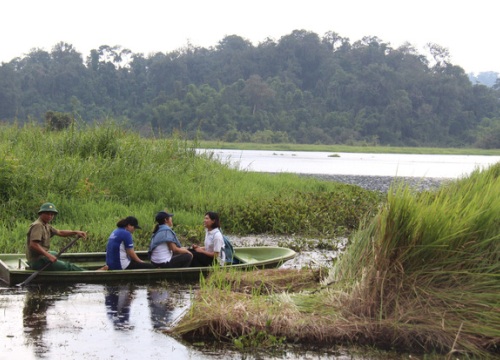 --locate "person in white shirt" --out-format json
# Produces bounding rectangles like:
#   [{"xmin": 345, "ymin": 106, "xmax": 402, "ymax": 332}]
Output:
[
  {"xmin": 189, "ymin": 211, "xmax": 225, "ymax": 267},
  {"xmin": 149, "ymin": 211, "xmax": 192, "ymax": 268}
]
